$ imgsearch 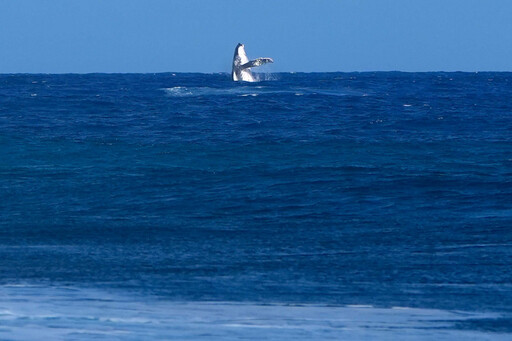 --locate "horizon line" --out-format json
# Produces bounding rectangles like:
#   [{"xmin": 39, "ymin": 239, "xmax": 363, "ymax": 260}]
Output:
[{"xmin": 1, "ymin": 70, "xmax": 511, "ymax": 75}]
